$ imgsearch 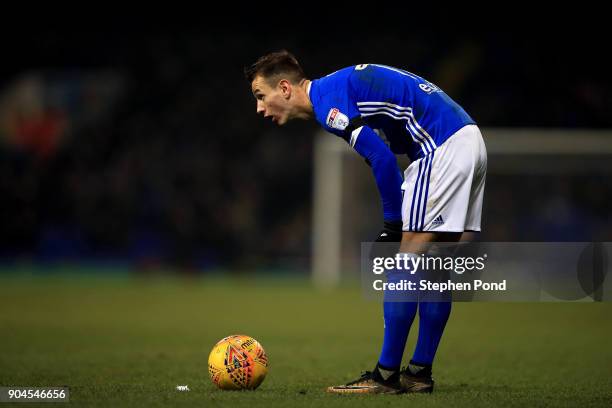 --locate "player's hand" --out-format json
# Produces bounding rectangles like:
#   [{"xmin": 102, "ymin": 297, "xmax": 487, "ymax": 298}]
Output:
[
  {"xmin": 369, "ymin": 221, "xmax": 403, "ymax": 259},
  {"xmin": 375, "ymin": 221, "xmax": 403, "ymax": 242}
]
